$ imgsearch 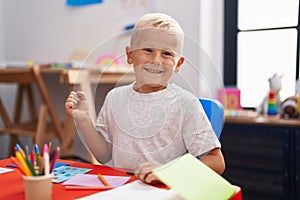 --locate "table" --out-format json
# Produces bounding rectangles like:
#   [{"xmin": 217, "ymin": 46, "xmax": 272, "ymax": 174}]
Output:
[
  {"xmin": 0, "ymin": 158, "xmax": 242, "ymax": 200},
  {"xmin": 0, "ymin": 158, "xmax": 134, "ymax": 199},
  {"xmin": 0, "ymin": 67, "xmax": 69, "ymax": 155},
  {"xmin": 225, "ymin": 115, "xmax": 300, "ymax": 128},
  {"xmin": 0, "ymin": 66, "xmax": 135, "ymax": 158}
]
